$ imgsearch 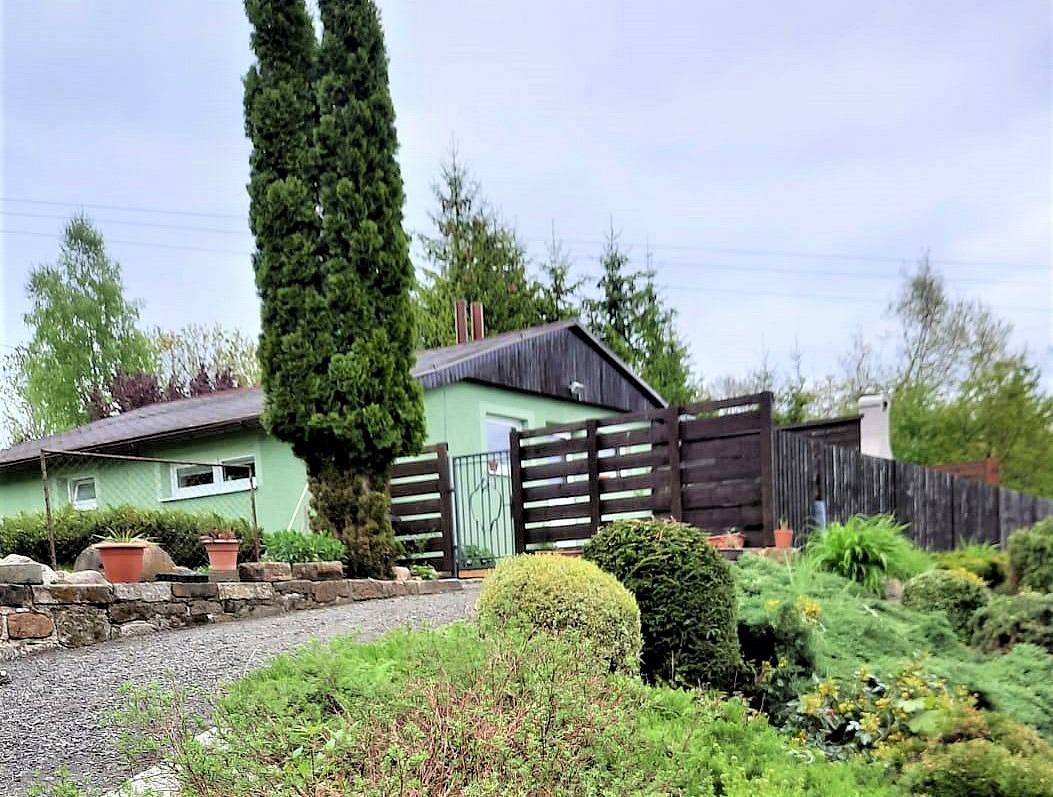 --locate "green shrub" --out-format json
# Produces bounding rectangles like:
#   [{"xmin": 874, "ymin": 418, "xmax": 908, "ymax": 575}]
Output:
[
  {"xmin": 584, "ymin": 518, "xmax": 741, "ymax": 689},
  {"xmin": 900, "ymin": 739, "xmax": 1053, "ymax": 797},
  {"xmin": 972, "ymin": 592, "xmax": 1053, "ymax": 654},
  {"xmin": 261, "ymin": 530, "xmax": 344, "ymax": 563},
  {"xmin": 806, "ymin": 515, "xmax": 930, "ymax": 593},
  {"xmin": 935, "ymin": 543, "xmax": 1009, "ymax": 589},
  {"xmin": 1009, "ymin": 518, "xmax": 1053, "ymax": 592},
  {"xmin": 0, "ymin": 505, "xmax": 253, "ymax": 567},
  {"xmin": 737, "ymin": 593, "xmax": 819, "ymax": 716},
  {"xmin": 902, "ymin": 568, "xmax": 990, "ymax": 639},
  {"xmin": 477, "ymin": 554, "xmax": 642, "ymax": 674}
]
